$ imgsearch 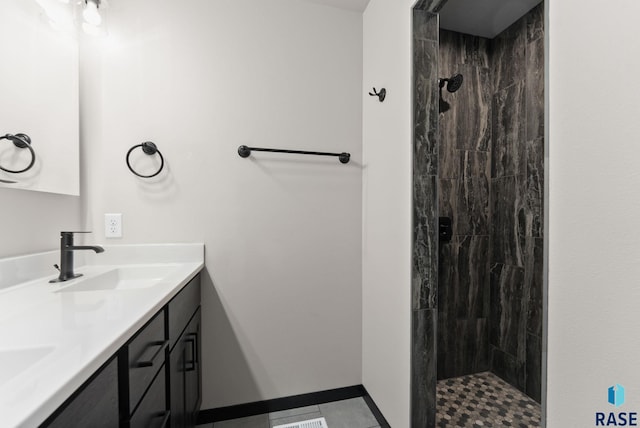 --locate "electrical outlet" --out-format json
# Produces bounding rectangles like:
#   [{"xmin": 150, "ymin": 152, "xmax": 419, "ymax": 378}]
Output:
[{"xmin": 105, "ymin": 213, "xmax": 122, "ymax": 238}]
